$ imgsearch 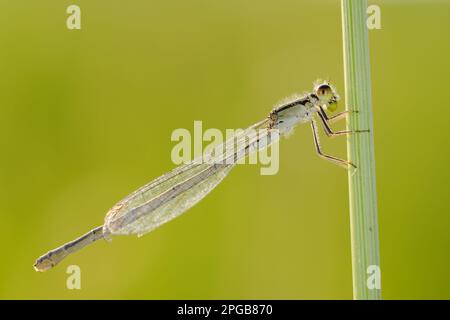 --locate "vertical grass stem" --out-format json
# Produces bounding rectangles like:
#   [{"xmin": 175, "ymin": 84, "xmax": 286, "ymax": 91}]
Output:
[{"xmin": 341, "ymin": 0, "xmax": 381, "ymax": 300}]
